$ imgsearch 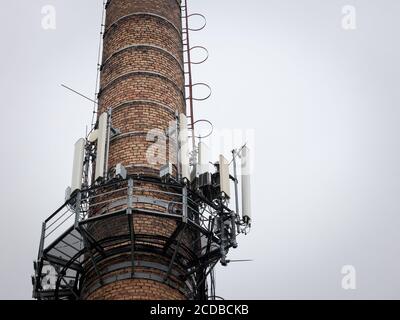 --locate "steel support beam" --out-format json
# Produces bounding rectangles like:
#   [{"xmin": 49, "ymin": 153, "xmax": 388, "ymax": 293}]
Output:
[{"xmin": 164, "ymin": 225, "xmax": 186, "ymax": 282}]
